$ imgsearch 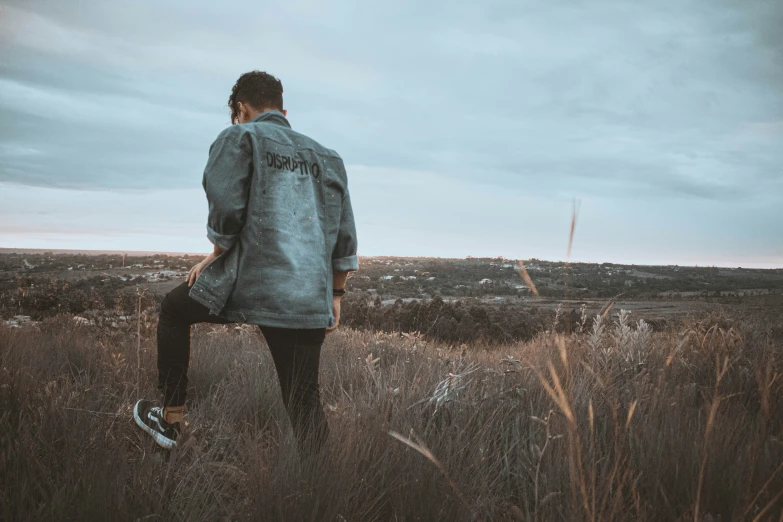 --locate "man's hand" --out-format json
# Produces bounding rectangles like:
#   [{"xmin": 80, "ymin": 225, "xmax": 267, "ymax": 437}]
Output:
[
  {"xmin": 187, "ymin": 252, "xmax": 219, "ymax": 287},
  {"xmin": 325, "ymin": 295, "xmax": 341, "ymax": 333}
]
